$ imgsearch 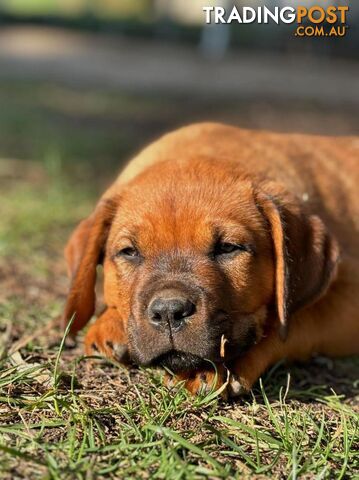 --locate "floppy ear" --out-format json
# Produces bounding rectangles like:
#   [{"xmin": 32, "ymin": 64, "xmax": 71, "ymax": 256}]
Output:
[
  {"xmin": 63, "ymin": 198, "xmax": 118, "ymax": 334},
  {"xmin": 256, "ymin": 191, "xmax": 340, "ymax": 339}
]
